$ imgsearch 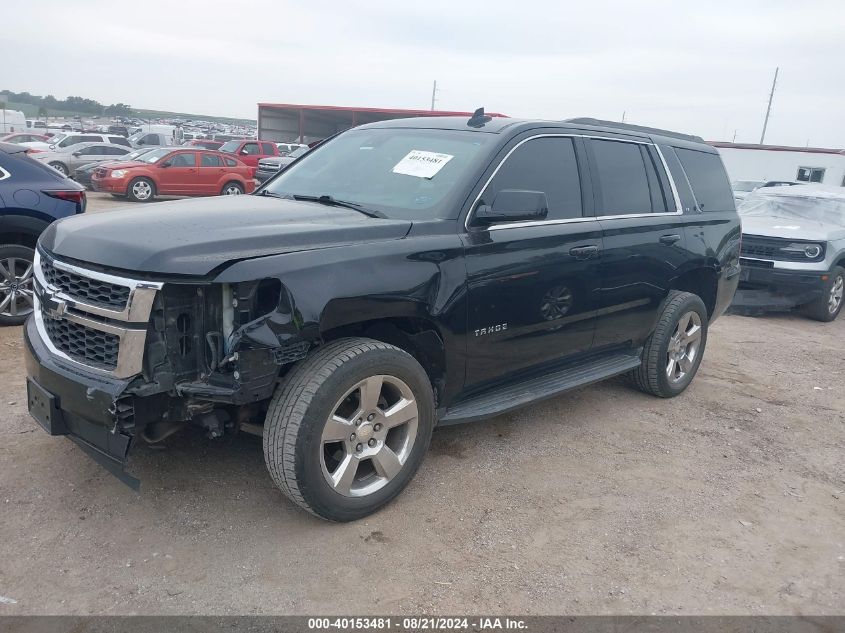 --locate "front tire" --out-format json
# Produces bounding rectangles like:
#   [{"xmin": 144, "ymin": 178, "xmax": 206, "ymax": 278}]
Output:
[
  {"xmin": 802, "ymin": 266, "xmax": 844, "ymax": 322},
  {"xmin": 127, "ymin": 177, "xmax": 155, "ymax": 202},
  {"xmin": 629, "ymin": 290, "xmax": 709, "ymax": 398},
  {"xmin": 263, "ymin": 338, "xmax": 435, "ymax": 522},
  {"xmin": 0, "ymin": 244, "xmax": 36, "ymax": 326}
]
